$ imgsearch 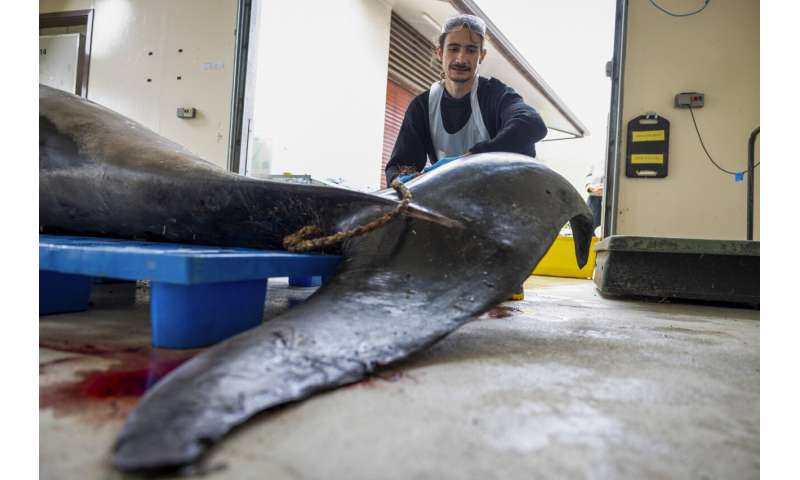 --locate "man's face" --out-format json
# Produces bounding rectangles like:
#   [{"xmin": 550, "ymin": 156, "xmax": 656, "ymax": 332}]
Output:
[{"xmin": 438, "ymin": 26, "xmax": 486, "ymax": 83}]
